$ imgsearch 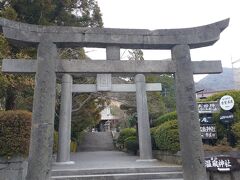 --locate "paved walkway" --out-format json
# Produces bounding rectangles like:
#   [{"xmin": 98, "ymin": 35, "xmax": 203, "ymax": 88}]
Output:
[
  {"xmin": 52, "ymin": 151, "xmax": 180, "ymax": 170},
  {"xmin": 78, "ymin": 132, "xmax": 115, "ymax": 151}
]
